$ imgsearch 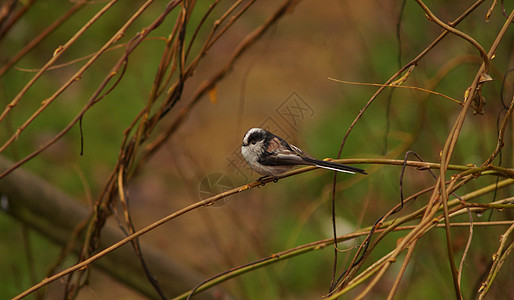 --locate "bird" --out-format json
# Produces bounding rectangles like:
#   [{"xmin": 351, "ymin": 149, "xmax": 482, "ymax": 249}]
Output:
[{"xmin": 241, "ymin": 128, "xmax": 366, "ymax": 181}]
